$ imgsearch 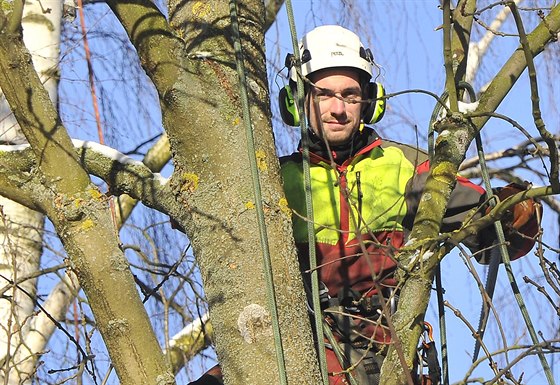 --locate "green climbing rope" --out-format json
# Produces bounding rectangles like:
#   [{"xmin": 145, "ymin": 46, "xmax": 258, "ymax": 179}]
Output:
[{"xmin": 283, "ymin": 2, "xmax": 330, "ymax": 384}]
